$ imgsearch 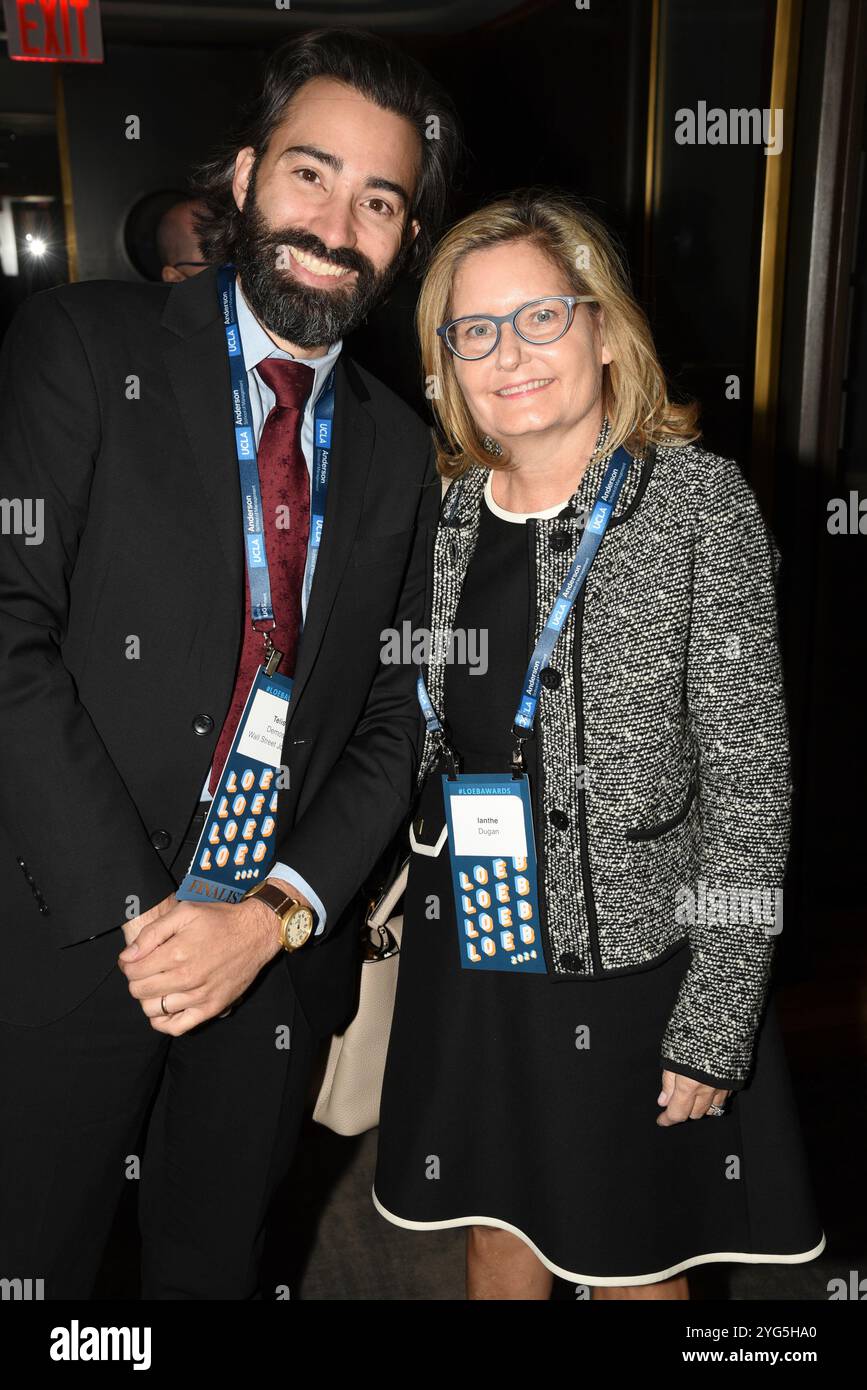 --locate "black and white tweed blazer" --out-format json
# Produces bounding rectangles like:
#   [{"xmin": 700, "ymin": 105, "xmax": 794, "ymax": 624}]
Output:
[{"xmin": 415, "ymin": 425, "xmax": 791, "ymax": 1091}]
